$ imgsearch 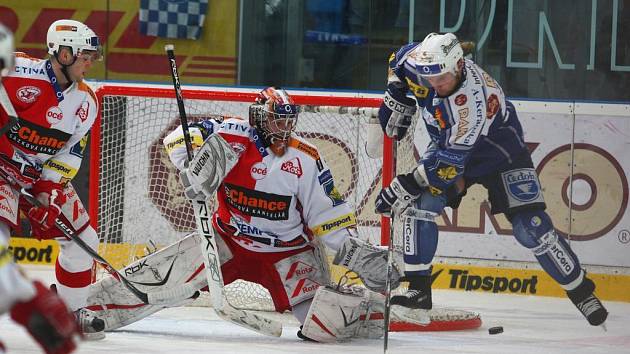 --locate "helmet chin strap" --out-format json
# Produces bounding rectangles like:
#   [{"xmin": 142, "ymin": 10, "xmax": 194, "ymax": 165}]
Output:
[{"xmin": 54, "ymin": 52, "xmax": 76, "ymax": 84}]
